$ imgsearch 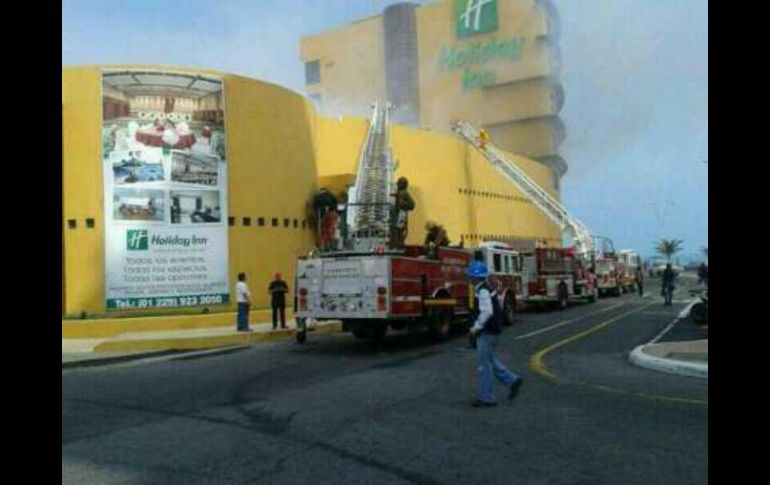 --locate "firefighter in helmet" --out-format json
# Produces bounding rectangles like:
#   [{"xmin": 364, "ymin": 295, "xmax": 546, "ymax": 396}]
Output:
[
  {"xmin": 312, "ymin": 188, "xmax": 338, "ymax": 250},
  {"xmin": 478, "ymin": 128, "xmax": 491, "ymax": 149},
  {"xmin": 391, "ymin": 176, "xmax": 415, "ymax": 249},
  {"xmin": 424, "ymin": 221, "xmax": 450, "ymax": 259}
]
